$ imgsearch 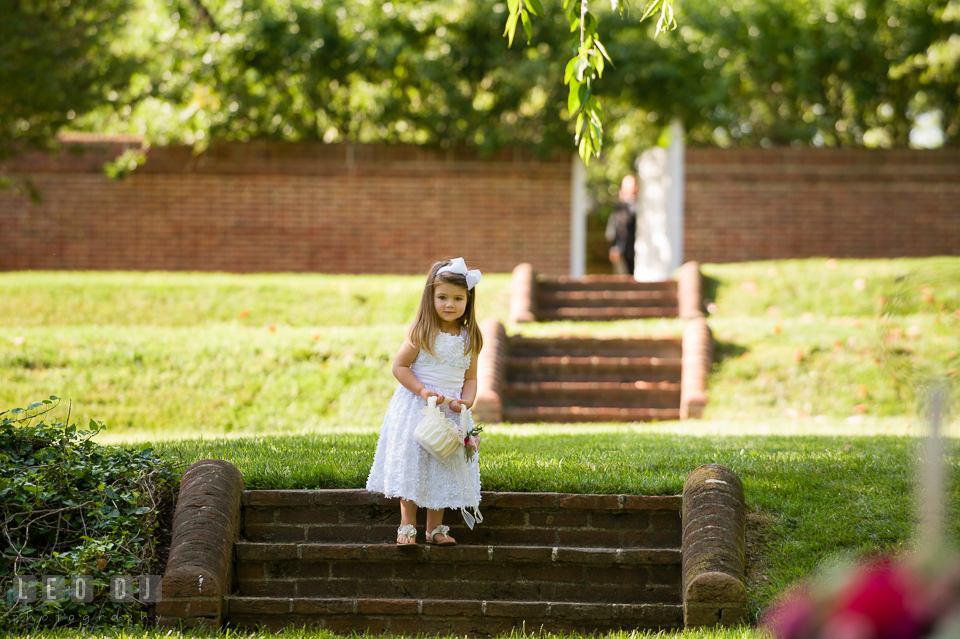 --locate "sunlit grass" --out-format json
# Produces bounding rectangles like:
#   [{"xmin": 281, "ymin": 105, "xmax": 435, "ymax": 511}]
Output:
[
  {"xmin": 0, "ymin": 271, "xmax": 512, "ymax": 328},
  {"xmin": 3, "ymin": 259, "xmax": 957, "ymax": 437}
]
